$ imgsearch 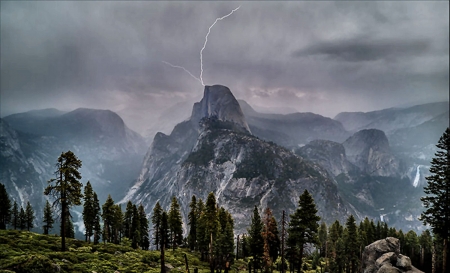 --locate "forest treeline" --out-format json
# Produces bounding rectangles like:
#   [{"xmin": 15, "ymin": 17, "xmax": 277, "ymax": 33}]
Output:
[{"xmin": 0, "ymin": 182, "xmax": 442, "ymax": 273}]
